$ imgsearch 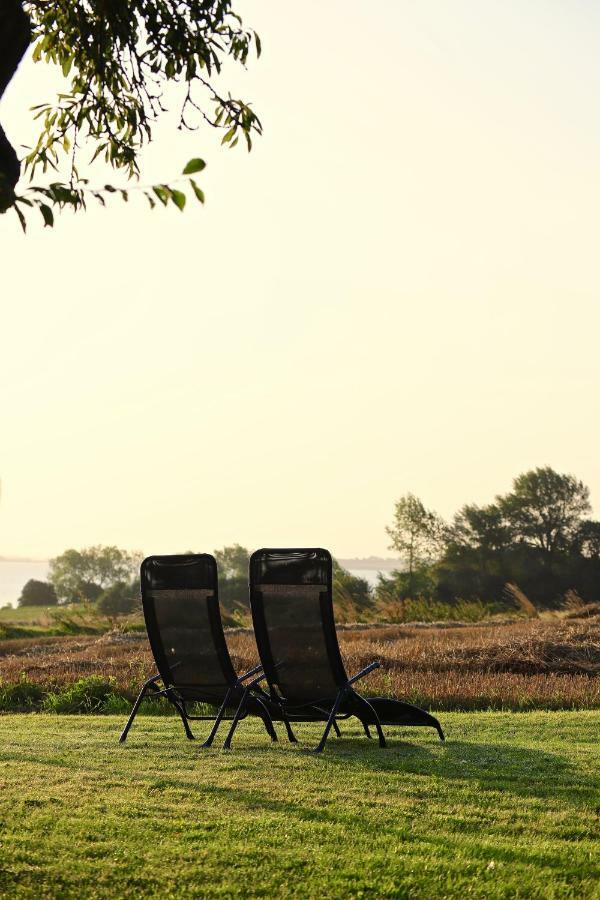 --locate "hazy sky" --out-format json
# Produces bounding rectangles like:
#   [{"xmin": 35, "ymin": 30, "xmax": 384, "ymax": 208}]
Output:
[{"xmin": 1, "ymin": 0, "xmax": 599, "ymax": 559}]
